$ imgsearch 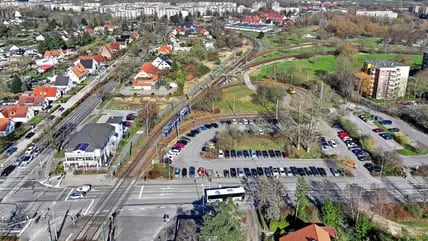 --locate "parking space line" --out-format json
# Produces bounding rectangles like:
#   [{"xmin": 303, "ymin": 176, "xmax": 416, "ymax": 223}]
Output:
[
  {"xmin": 84, "ymin": 199, "xmax": 95, "ymax": 216},
  {"xmin": 65, "ymin": 233, "xmax": 73, "ymax": 241},
  {"xmin": 65, "ymin": 188, "xmax": 74, "ymax": 201},
  {"xmin": 138, "ymin": 185, "xmax": 144, "ymax": 199}
]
